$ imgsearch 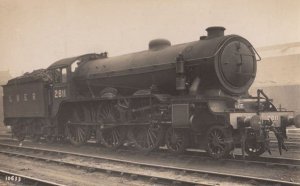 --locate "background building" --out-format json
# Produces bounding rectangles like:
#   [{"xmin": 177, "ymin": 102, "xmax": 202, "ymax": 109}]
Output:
[
  {"xmin": 250, "ymin": 42, "xmax": 300, "ymax": 114},
  {"xmin": 0, "ymin": 70, "xmax": 12, "ymax": 126}
]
